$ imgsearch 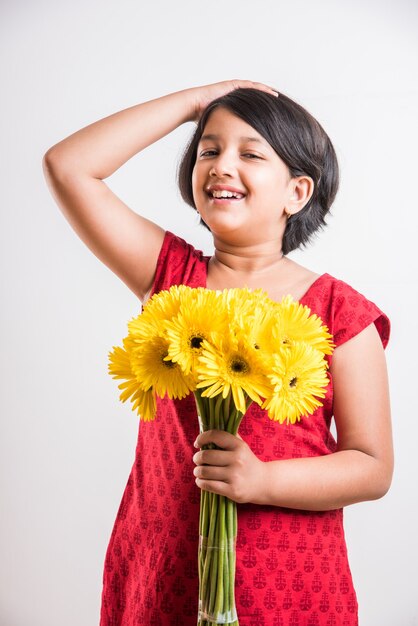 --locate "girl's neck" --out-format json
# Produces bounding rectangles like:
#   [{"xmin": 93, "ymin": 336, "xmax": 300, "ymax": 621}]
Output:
[
  {"xmin": 210, "ymin": 238, "xmax": 285, "ymax": 276},
  {"xmin": 206, "ymin": 238, "xmax": 321, "ymax": 302}
]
